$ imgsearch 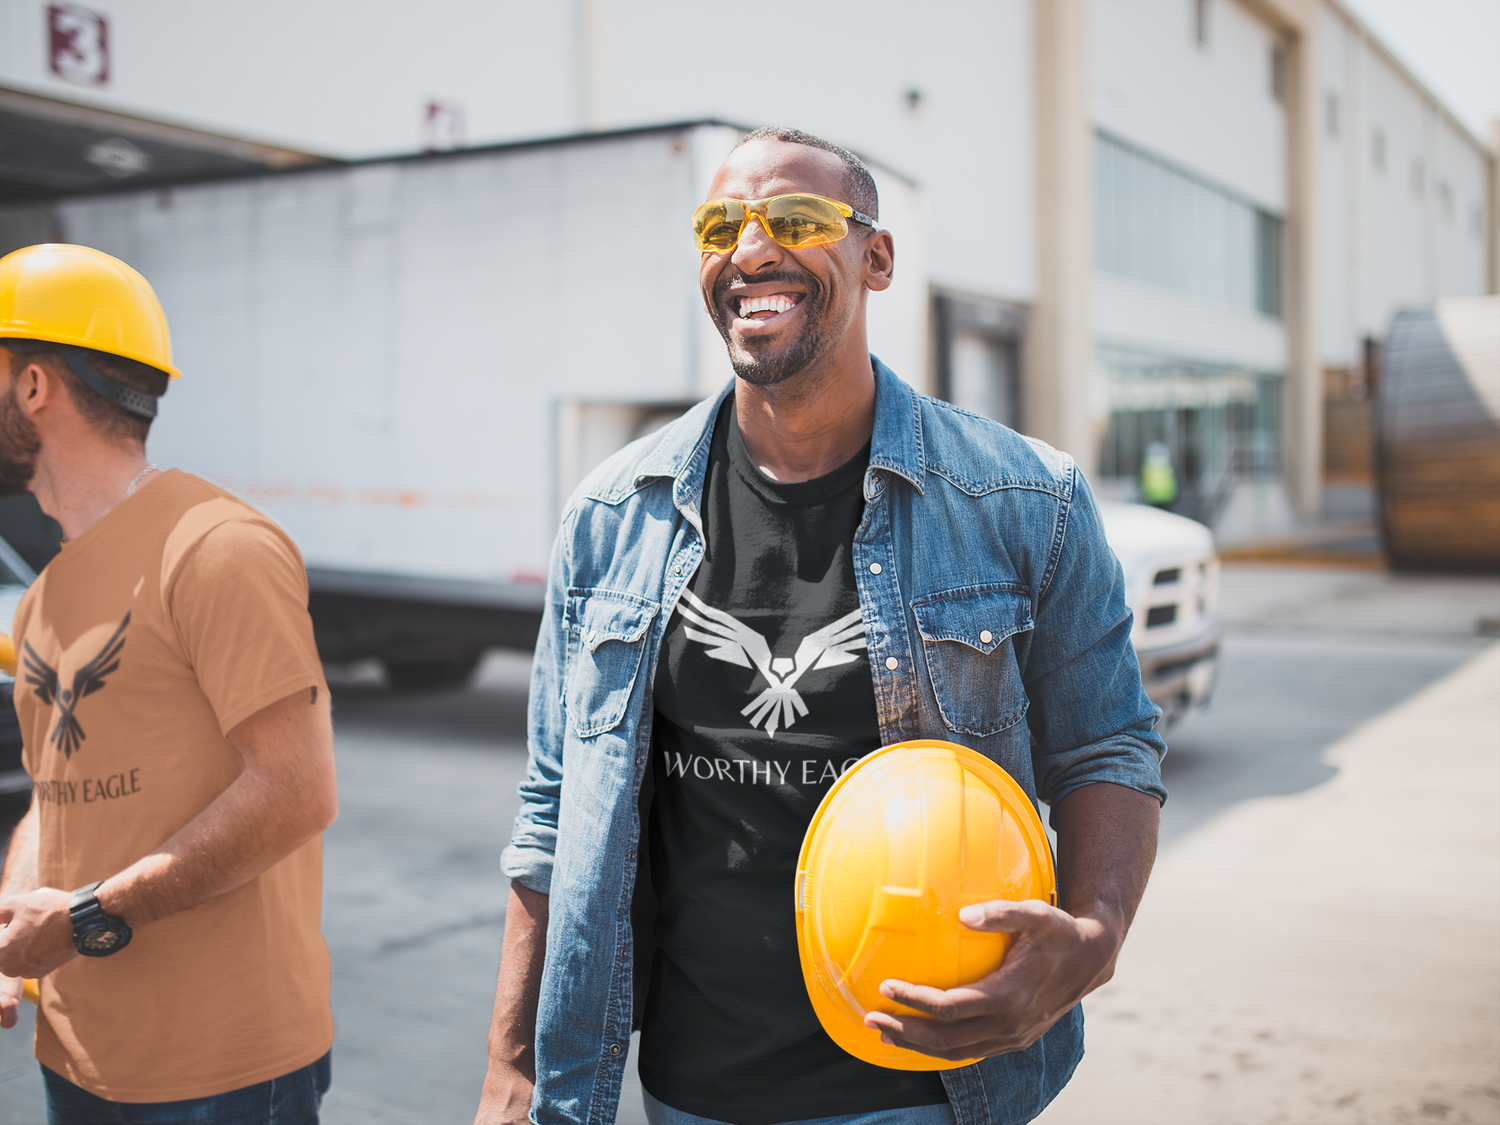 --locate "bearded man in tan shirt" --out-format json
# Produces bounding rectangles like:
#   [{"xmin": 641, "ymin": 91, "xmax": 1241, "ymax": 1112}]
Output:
[{"xmin": 0, "ymin": 244, "xmax": 339, "ymax": 1124}]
